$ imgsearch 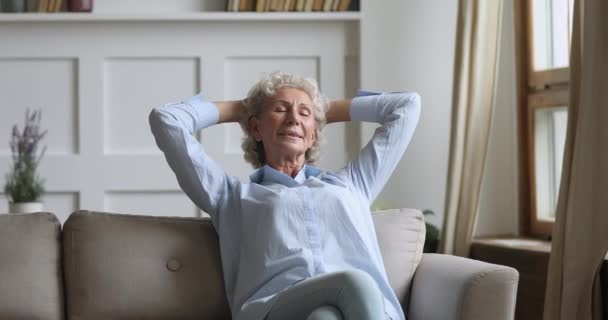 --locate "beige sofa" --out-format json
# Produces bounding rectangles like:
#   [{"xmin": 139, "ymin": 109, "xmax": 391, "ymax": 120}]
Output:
[{"xmin": 0, "ymin": 209, "xmax": 518, "ymax": 320}]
